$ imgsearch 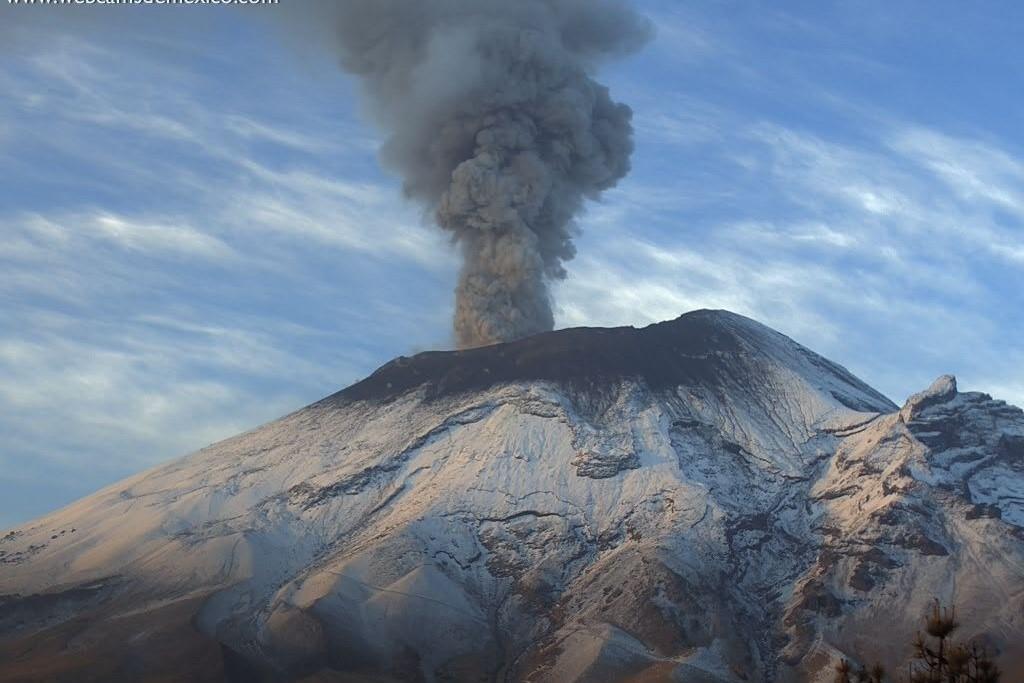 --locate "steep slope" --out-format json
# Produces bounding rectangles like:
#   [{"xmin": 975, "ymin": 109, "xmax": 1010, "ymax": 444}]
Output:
[
  {"xmin": 0, "ymin": 310, "xmax": 1021, "ymax": 682},
  {"xmin": 794, "ymin": 375, "xmax": 1024, "ymax": 675}
]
